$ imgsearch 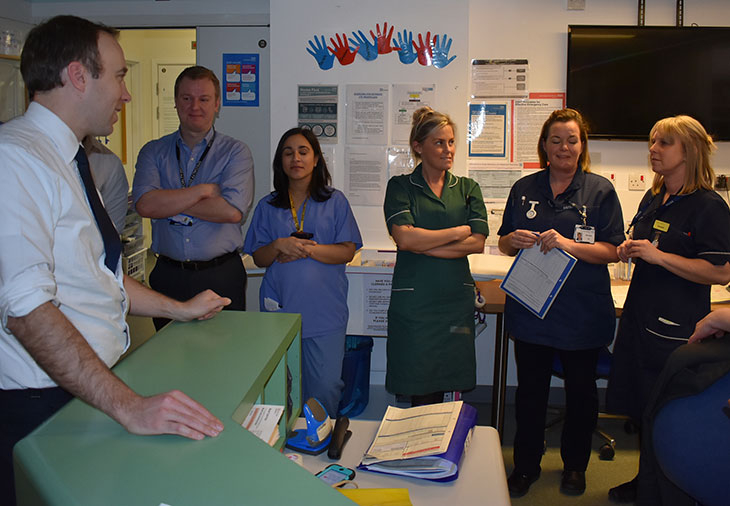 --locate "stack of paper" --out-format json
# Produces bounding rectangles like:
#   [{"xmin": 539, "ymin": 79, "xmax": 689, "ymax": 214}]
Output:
[
  {"xmin": 358, "ymin": 401, "xmax": 477, "ymax": 482},
  {"xmin": 241, "ymin": 405, "xmax": 284, "ymax": 446}
]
